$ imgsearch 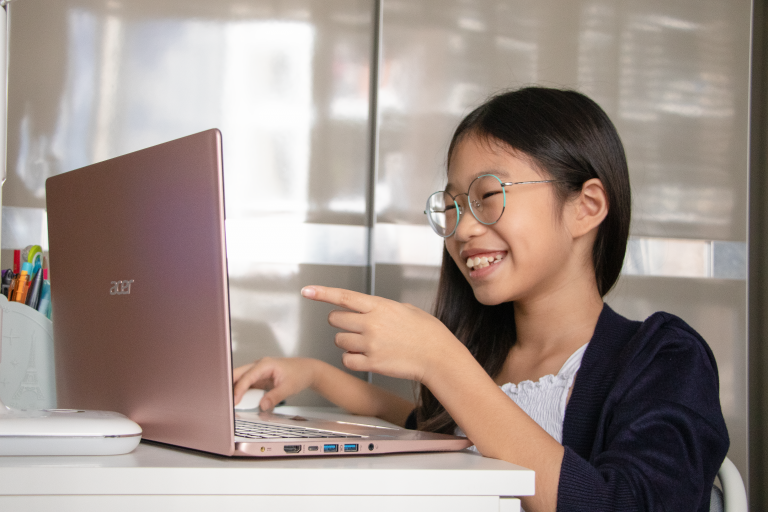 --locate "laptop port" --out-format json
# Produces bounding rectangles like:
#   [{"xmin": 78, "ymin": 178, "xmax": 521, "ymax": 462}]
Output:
[
  {"xmin": 308, "ymin": 446, "xmax": 319, "ymax": 452},
  {"xmin": 283, "ymin": 445, "xmax": 301, "ymax": 454},
  {"xmin": 343, "ymin": 444, "xmax": 359, "ymax": 452},
  {"xmin": 323, "ymin": 444, "xmax": 338, "ymax": 453}
]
